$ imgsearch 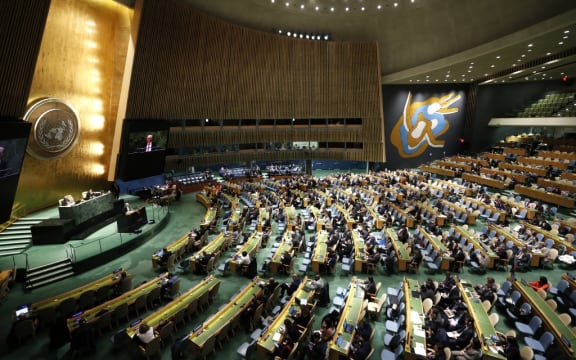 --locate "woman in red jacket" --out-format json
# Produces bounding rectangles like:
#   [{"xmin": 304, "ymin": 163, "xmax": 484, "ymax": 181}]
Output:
[{"xmin": 528, "ymin": 276, "xmax": 550, "ymax": 292}]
